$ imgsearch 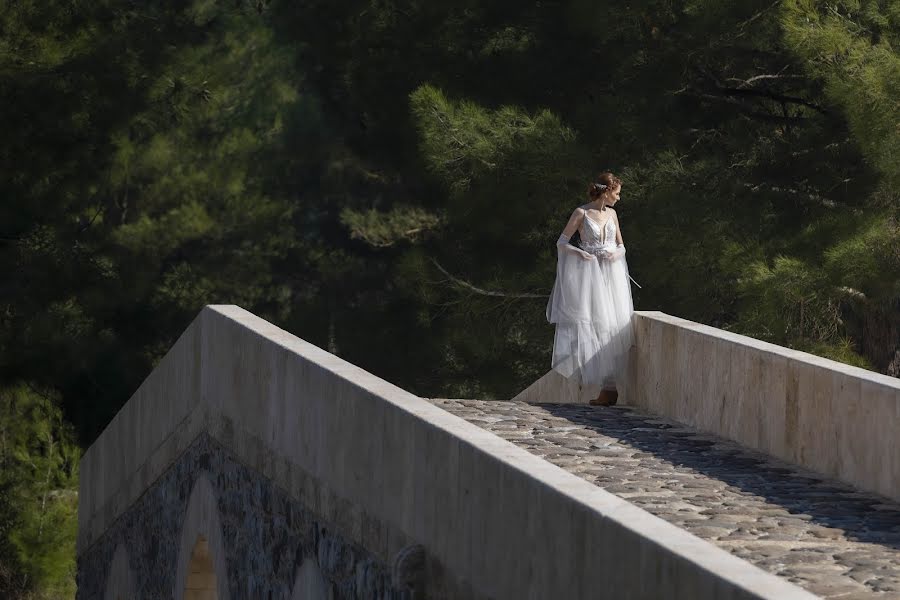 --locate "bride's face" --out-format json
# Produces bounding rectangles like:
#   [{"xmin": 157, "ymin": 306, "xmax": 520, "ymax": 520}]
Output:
[{"xmin": 606, "ymin": 184, "xmax": 622, "ymax": 205}]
